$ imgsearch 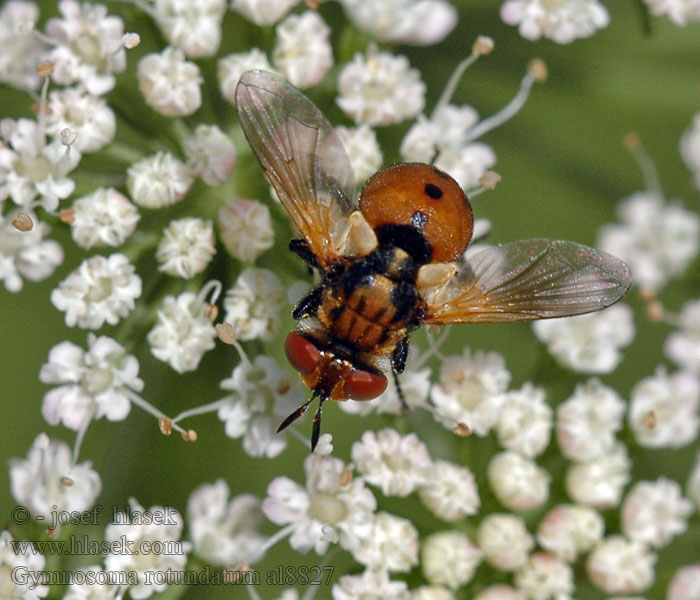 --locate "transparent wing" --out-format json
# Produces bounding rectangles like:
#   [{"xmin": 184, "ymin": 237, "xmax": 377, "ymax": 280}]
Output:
[
  {"xmin": 421, "ymin": 239, "xmax": 632, "ymax": 324},
  {"xmin": 236, "ymin": 70, "xmax": 358, "ymax": 269}
]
